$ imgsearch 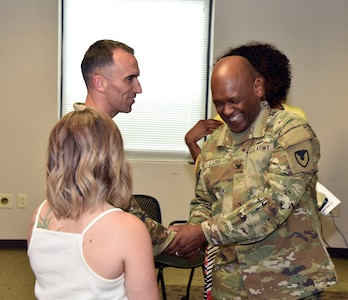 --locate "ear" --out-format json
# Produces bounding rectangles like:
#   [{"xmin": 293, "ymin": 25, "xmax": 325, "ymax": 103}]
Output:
[
  {"xmin": 92, "ymin": 75, "xmax": 107, "ymax": 92},
  {"xmin": 254, "ymin": 76, "xmax": 265, "ymax": 98}
]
